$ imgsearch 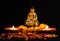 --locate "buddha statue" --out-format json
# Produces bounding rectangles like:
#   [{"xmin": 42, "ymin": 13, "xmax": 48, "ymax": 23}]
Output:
[{"xmin": 25, "ymin": 7, "xmax": 39, "ymax": 27}]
